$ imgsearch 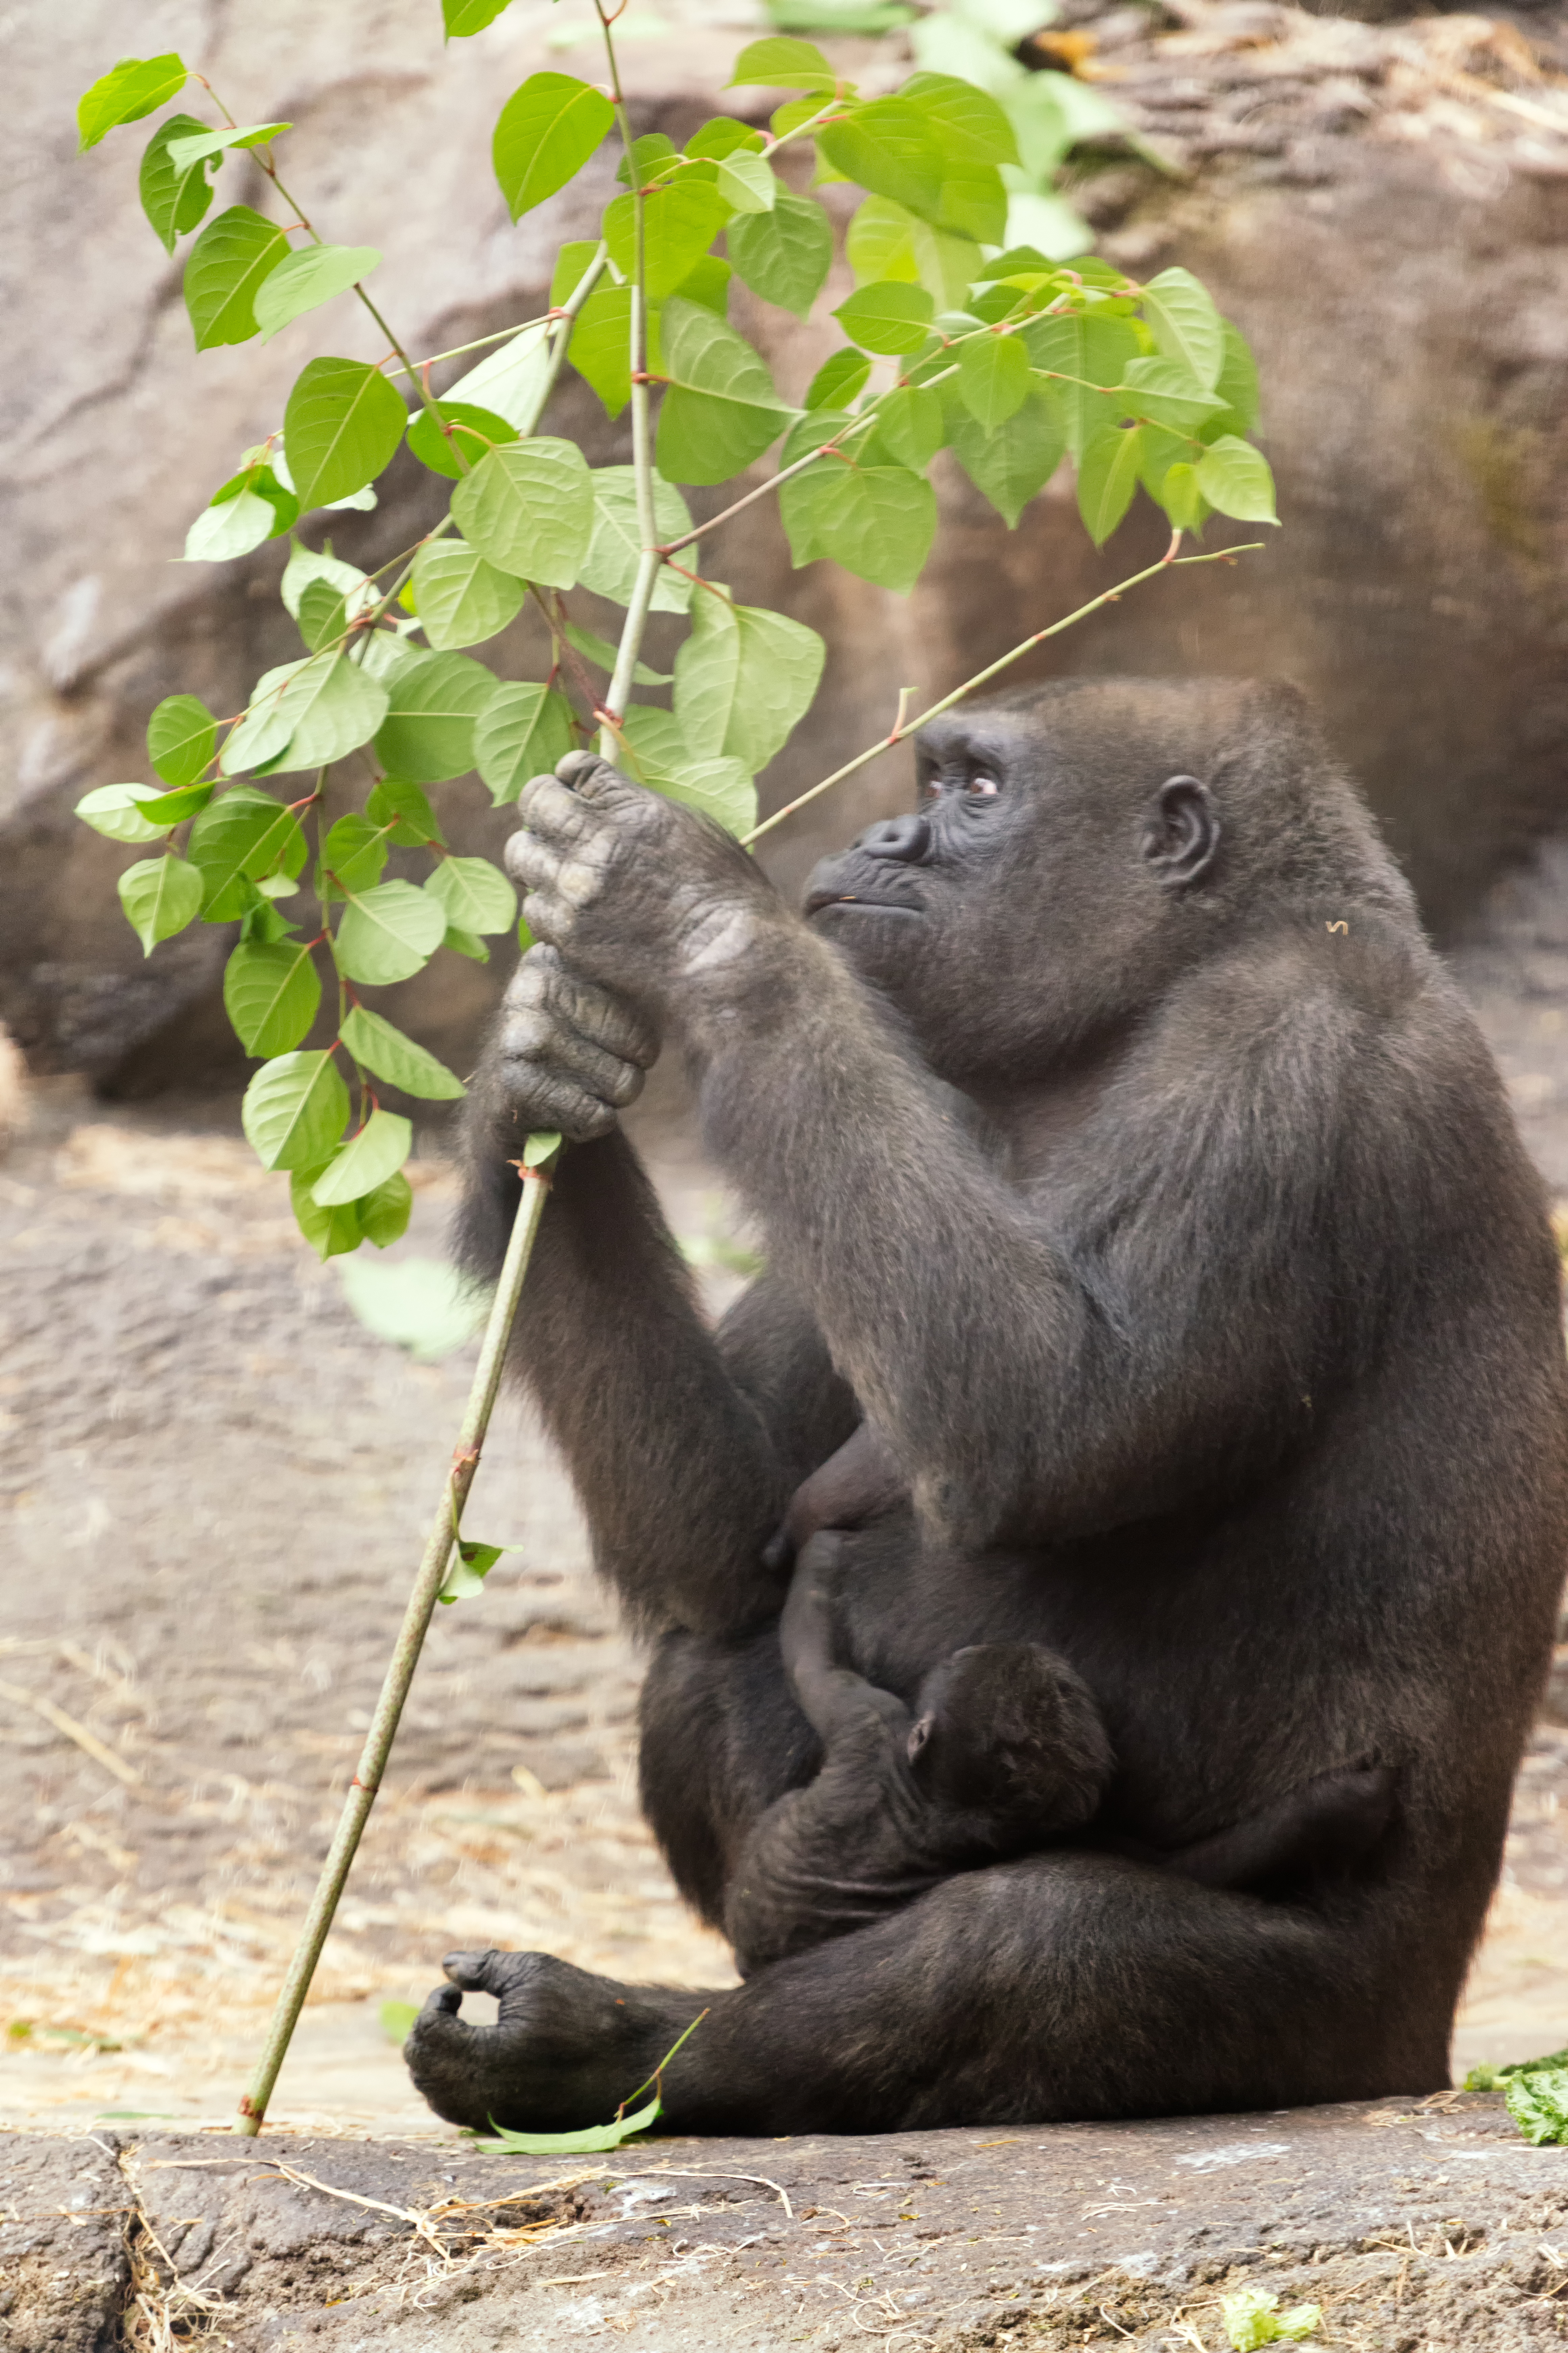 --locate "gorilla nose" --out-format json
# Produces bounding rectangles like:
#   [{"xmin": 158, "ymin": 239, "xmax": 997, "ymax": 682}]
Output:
[{"xmin": 855, "ymin": 812, "xmax": 931, "ymax": 863}]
